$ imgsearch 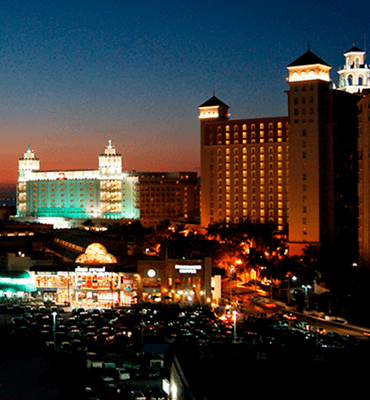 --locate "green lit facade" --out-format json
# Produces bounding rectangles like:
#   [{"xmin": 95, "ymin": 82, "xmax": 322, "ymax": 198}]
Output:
[{"xmin": 16, "ymin": 142, "xmax": 140, "ymax": 227}]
